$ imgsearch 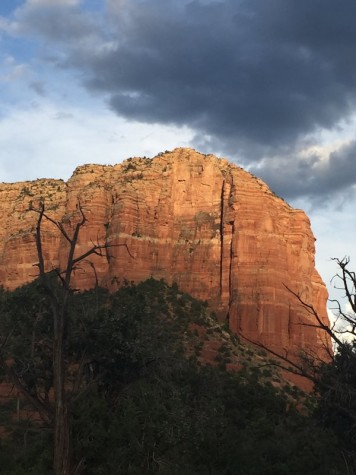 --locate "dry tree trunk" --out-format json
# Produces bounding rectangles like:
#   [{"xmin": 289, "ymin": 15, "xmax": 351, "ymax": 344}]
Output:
[{"xmin": 33, "ymin": 202, "xmax": 110, "ymax": 474}]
